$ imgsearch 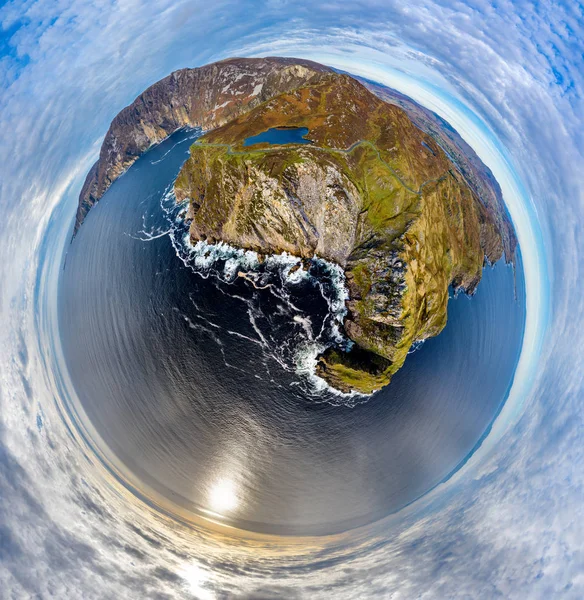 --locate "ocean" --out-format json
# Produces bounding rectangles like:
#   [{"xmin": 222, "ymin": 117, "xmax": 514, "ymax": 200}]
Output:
[{"xmin": 58, "ymin": 128, "xmax": 526, "ymax": 536}]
